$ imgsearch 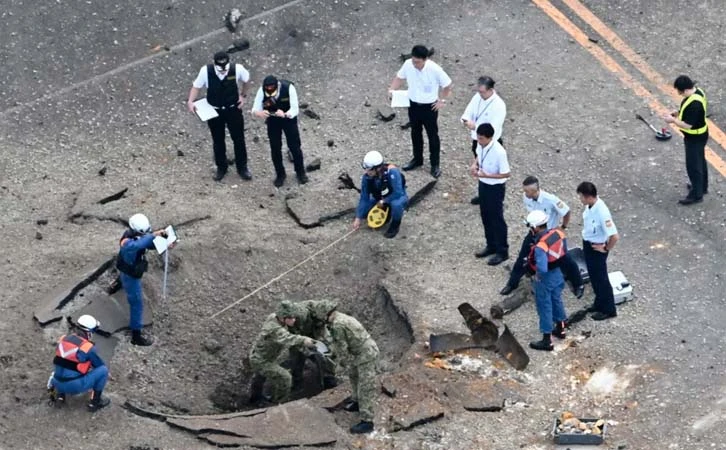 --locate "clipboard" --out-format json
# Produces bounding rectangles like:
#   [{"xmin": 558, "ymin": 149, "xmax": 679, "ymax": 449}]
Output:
[
  {"xmin": 193, "ymin": 98, "xmax": 219, "ymax": 121},
  {"xmin": 153, "ymin": 225, "xmax": 178, "ymax": 254},
  {"xmin": 390, "ymin": 90, "xmax": 410, "ymax": 108}
]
